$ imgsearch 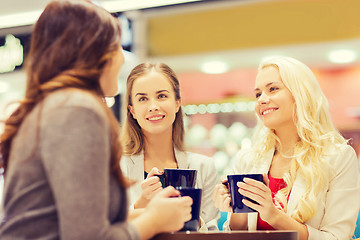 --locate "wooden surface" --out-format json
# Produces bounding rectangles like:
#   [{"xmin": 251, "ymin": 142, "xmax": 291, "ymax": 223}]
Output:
[{"xmin": 151, "ymin": 230, "xmax": 298, "ymax": 240}]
